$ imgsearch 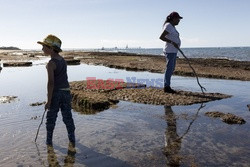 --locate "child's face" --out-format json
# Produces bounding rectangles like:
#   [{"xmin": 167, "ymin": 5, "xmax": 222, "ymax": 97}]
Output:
[{"xmin": 42, "ymin": 45, "xmax": 52, "ymax": 56}]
